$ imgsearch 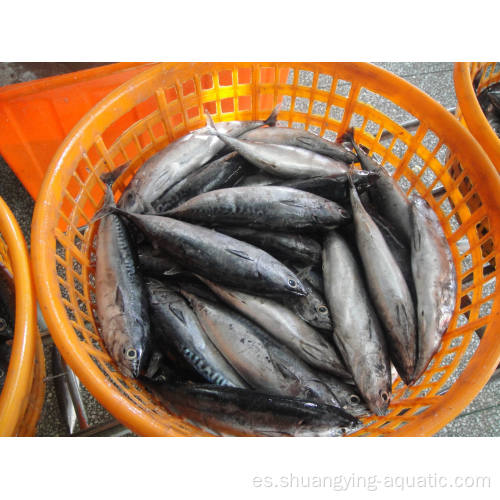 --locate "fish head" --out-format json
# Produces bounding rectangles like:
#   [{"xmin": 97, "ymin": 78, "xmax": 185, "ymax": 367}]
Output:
[
  {"xmin": 112, "ymin": 322, "xmax": 153, "ymax": 379},
  {"xmin": 294, "ymin": 403, "xmax": 363, "ymax": 437},
  {"xmin": 282, "ymin": 272, "xmax": 308, "ymax": 297},
  {"xmin": 292, "ymin": 285, "xmax": 333, "ymax": 330},
  {"xmin": 117, "ymin": 343, "xmax": 146, "ymax": 379},
  {"xmin": 117, "ymin": 189, "xmax": 147, "ymax": 214}
]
